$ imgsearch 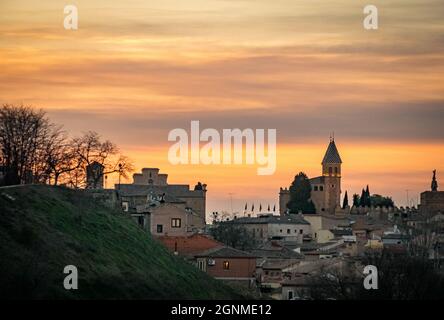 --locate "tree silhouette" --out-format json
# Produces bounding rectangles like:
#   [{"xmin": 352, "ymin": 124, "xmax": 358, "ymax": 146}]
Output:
[
  {"xmin": 342, "ymin": 191, "xmax": 349, "ymax": 209},
  {"xmin": 286, "ymin": 172, "xmax": 316, "ymax": 214}
]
